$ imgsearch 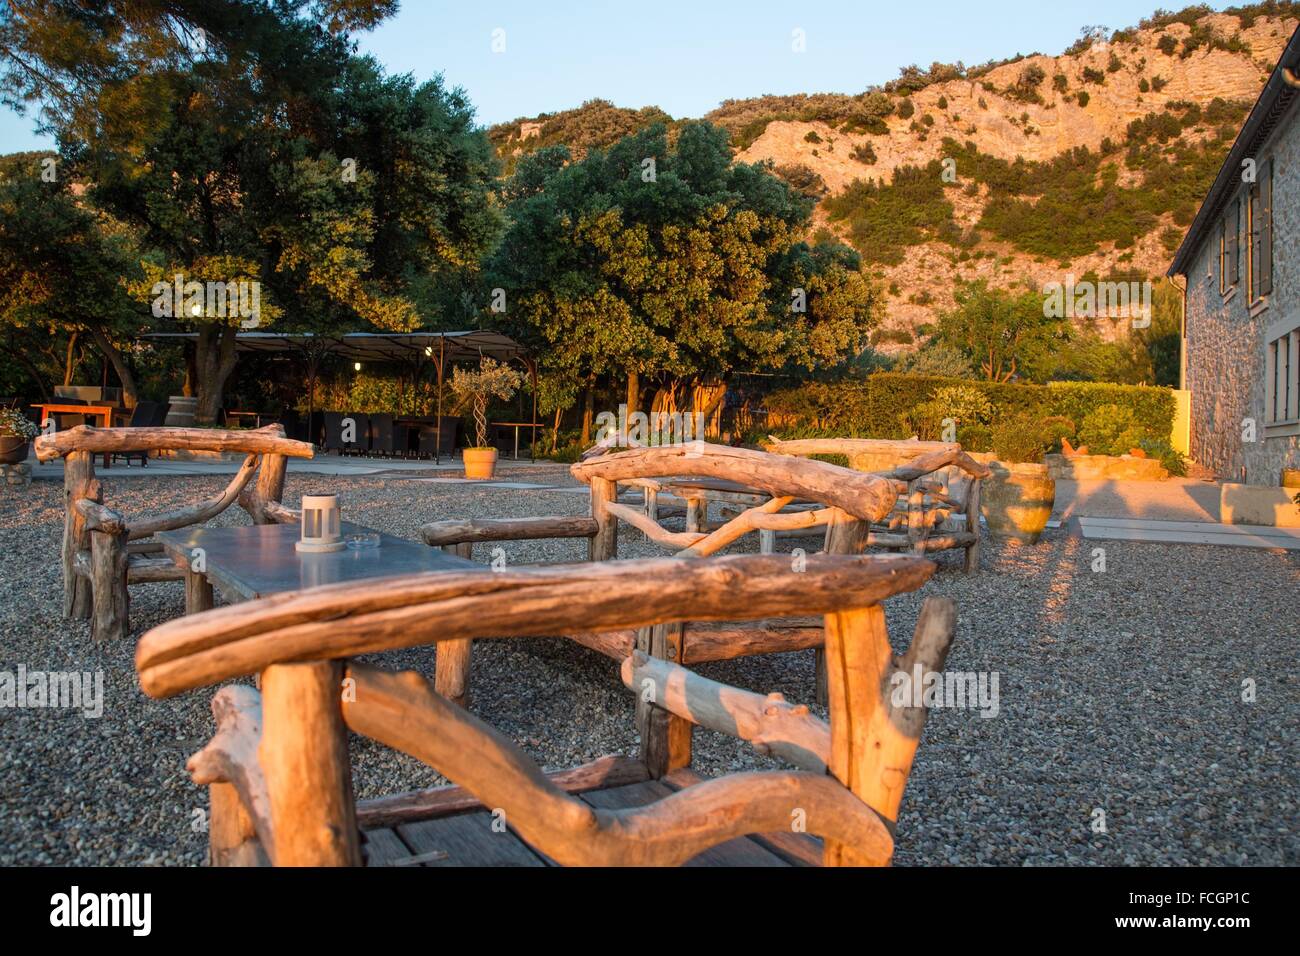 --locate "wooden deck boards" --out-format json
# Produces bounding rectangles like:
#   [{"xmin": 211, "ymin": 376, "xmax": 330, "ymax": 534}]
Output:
[{"xmin": 361, "ymin": 776, "xmax": 803, "ymax": 867}]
